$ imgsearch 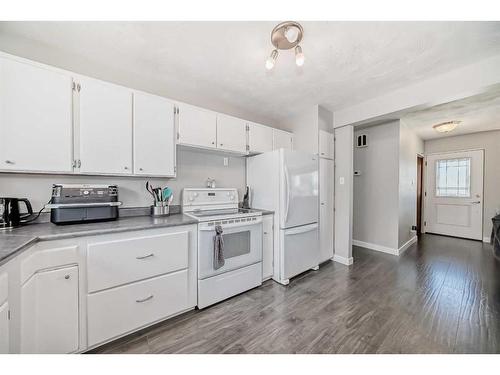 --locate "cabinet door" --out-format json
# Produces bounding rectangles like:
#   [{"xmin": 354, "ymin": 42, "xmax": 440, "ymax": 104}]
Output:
[
  {"xmin": 262, "ymin": 215, "xmax": 274, "ymax": 280},
  {"xmin": 319, "ymin": 130, "xmax": 334, "ymax": 159},
  {"xmin": 273, "ymin": 129, "xmax": 293, "ymax": 151},
  {"xmin": 248, "ymin": 122, "xmax": 273, "ymax": 154},
  {"xmin": 21, "ymin": 266, "xmax": 79, "ymax": 353},
  {"xmin": 78, "ymin": 78, "xmax": 133, "ymax": 174},
  {"xmin": 319, "ymin": 158, "xmax": 334, "ymax": 262},
  {"xmin": 0, "ymin": 57, "xmax": 73, "ymax": 172},
  {"xmin": 177, "ymin": 103, "xmax": 217, "ymax": 149},
  {"xmin": 0, "ymin": 302, "xmax": 8, "ymax": 354},
  {"xmin": 133, "ymin": 92, "xmax": 176, "ymax": 176},
  {"xmin": 216, "ymin": 114, "xmax": 247, "ymax": 153}
]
